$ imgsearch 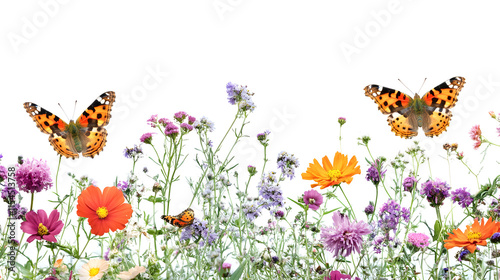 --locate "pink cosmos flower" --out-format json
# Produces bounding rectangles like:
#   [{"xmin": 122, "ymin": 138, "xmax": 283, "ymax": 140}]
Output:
[{"xmin": 20, "ymin": 209, "xmax": 63, "ymax": 243}]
